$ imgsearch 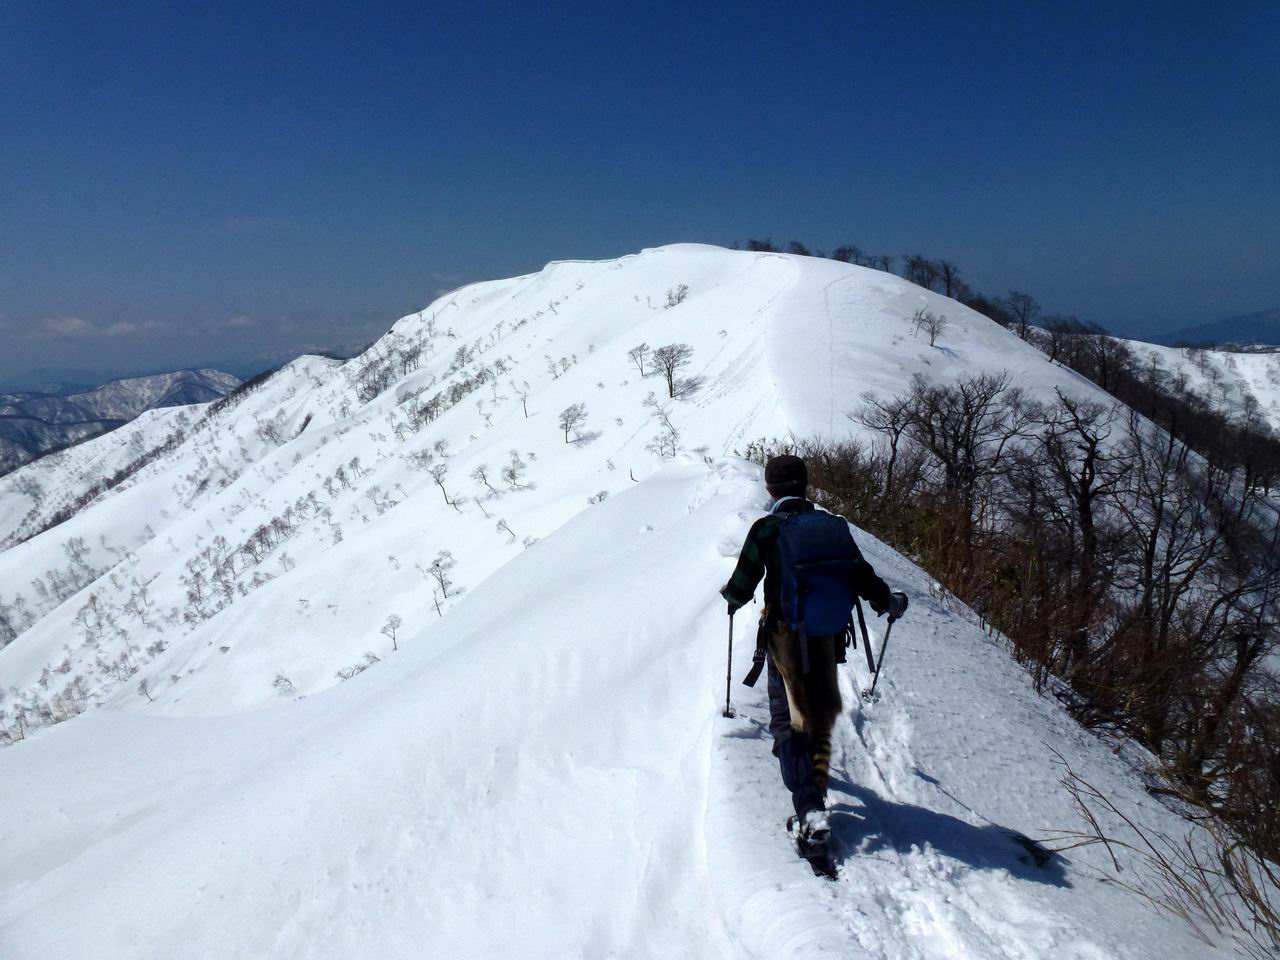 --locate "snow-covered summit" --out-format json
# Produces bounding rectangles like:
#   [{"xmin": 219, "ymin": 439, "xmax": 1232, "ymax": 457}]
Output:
[
  {"xmin": 0, "ymin": 245, "xmax": 1236, "ymax": 958},
  {"xmin": 1, "ymin": 245, "xmax": 1097, "ymax": 712}
]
